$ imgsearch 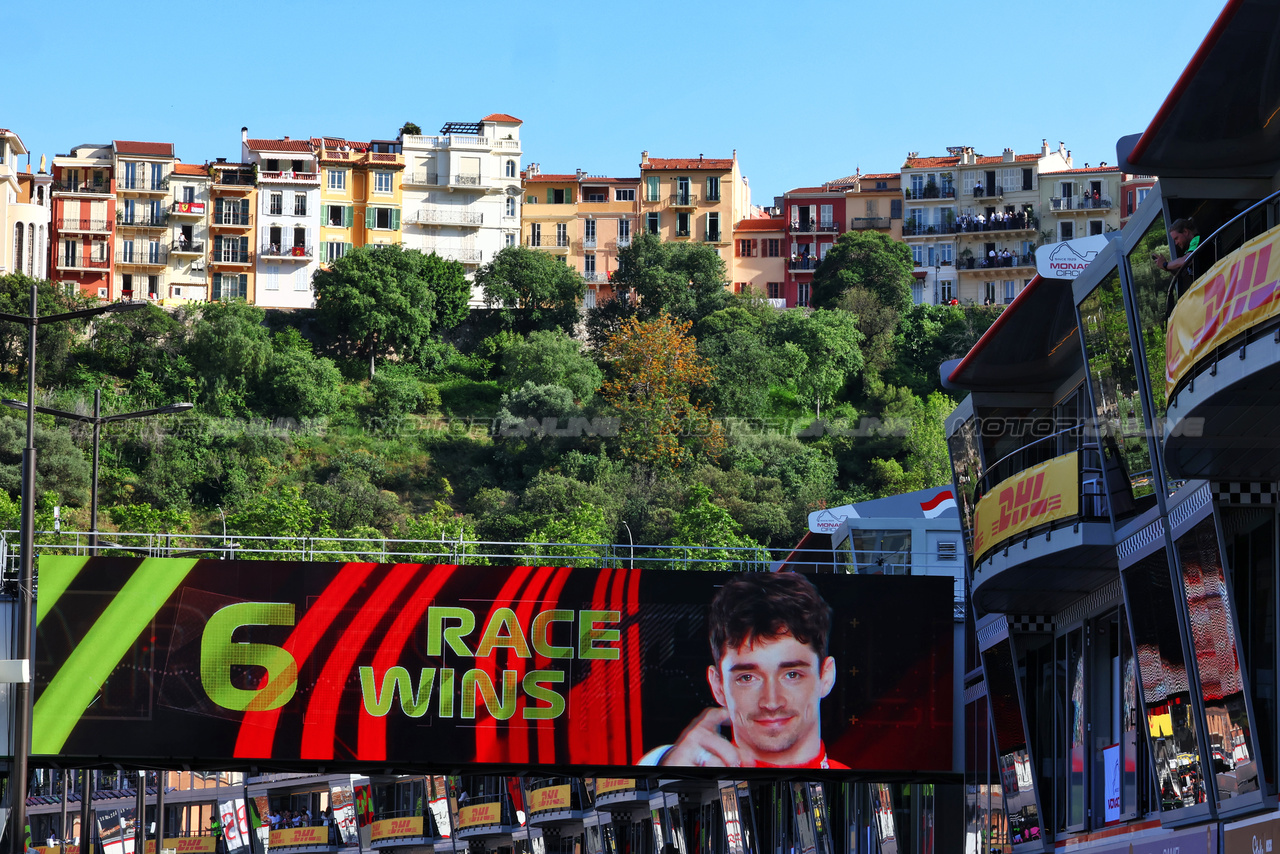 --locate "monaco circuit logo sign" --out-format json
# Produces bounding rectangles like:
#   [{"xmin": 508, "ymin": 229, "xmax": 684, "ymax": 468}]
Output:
[{"xmin": 1036, "ymin": 234, "xmax": 1110, "ymax": 280}]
